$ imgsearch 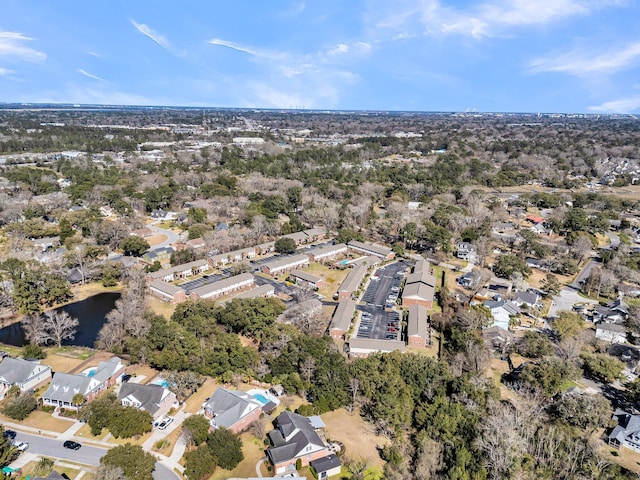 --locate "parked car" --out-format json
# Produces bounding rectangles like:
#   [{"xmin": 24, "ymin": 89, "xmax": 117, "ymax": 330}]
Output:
[
  {"xmin": 3, "ymin": 430, "xmax": 16, "ymax": 440},
  {"xmin": 158, "ymin": 416, "xmax": 174, "ymax": 430},
  {"xmin": 63, "ymin": 440, "xmax": 81, "ymax": 450},
  {"xmin": 12, "ymin": 441, "xmax": 28, "ymax": 452}
]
